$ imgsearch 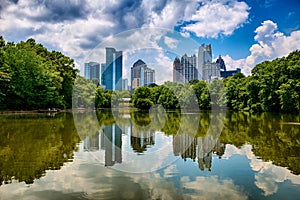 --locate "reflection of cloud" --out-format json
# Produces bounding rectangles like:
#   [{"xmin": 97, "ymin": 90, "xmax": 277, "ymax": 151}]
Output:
[
  {"xmin": 0, "ymin": 148, "xmax": 183, "ymax": 200},
  {"xmin": 223, "ymin": 144, "xmax": 300, "ymax": 196},
  {"xmin": 0, "ymin": 148, "xmax": 247, "ymax": 200},
  {"xmin": 181, "ymin": 176, "xmax": 247, "ymax": 200}
]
